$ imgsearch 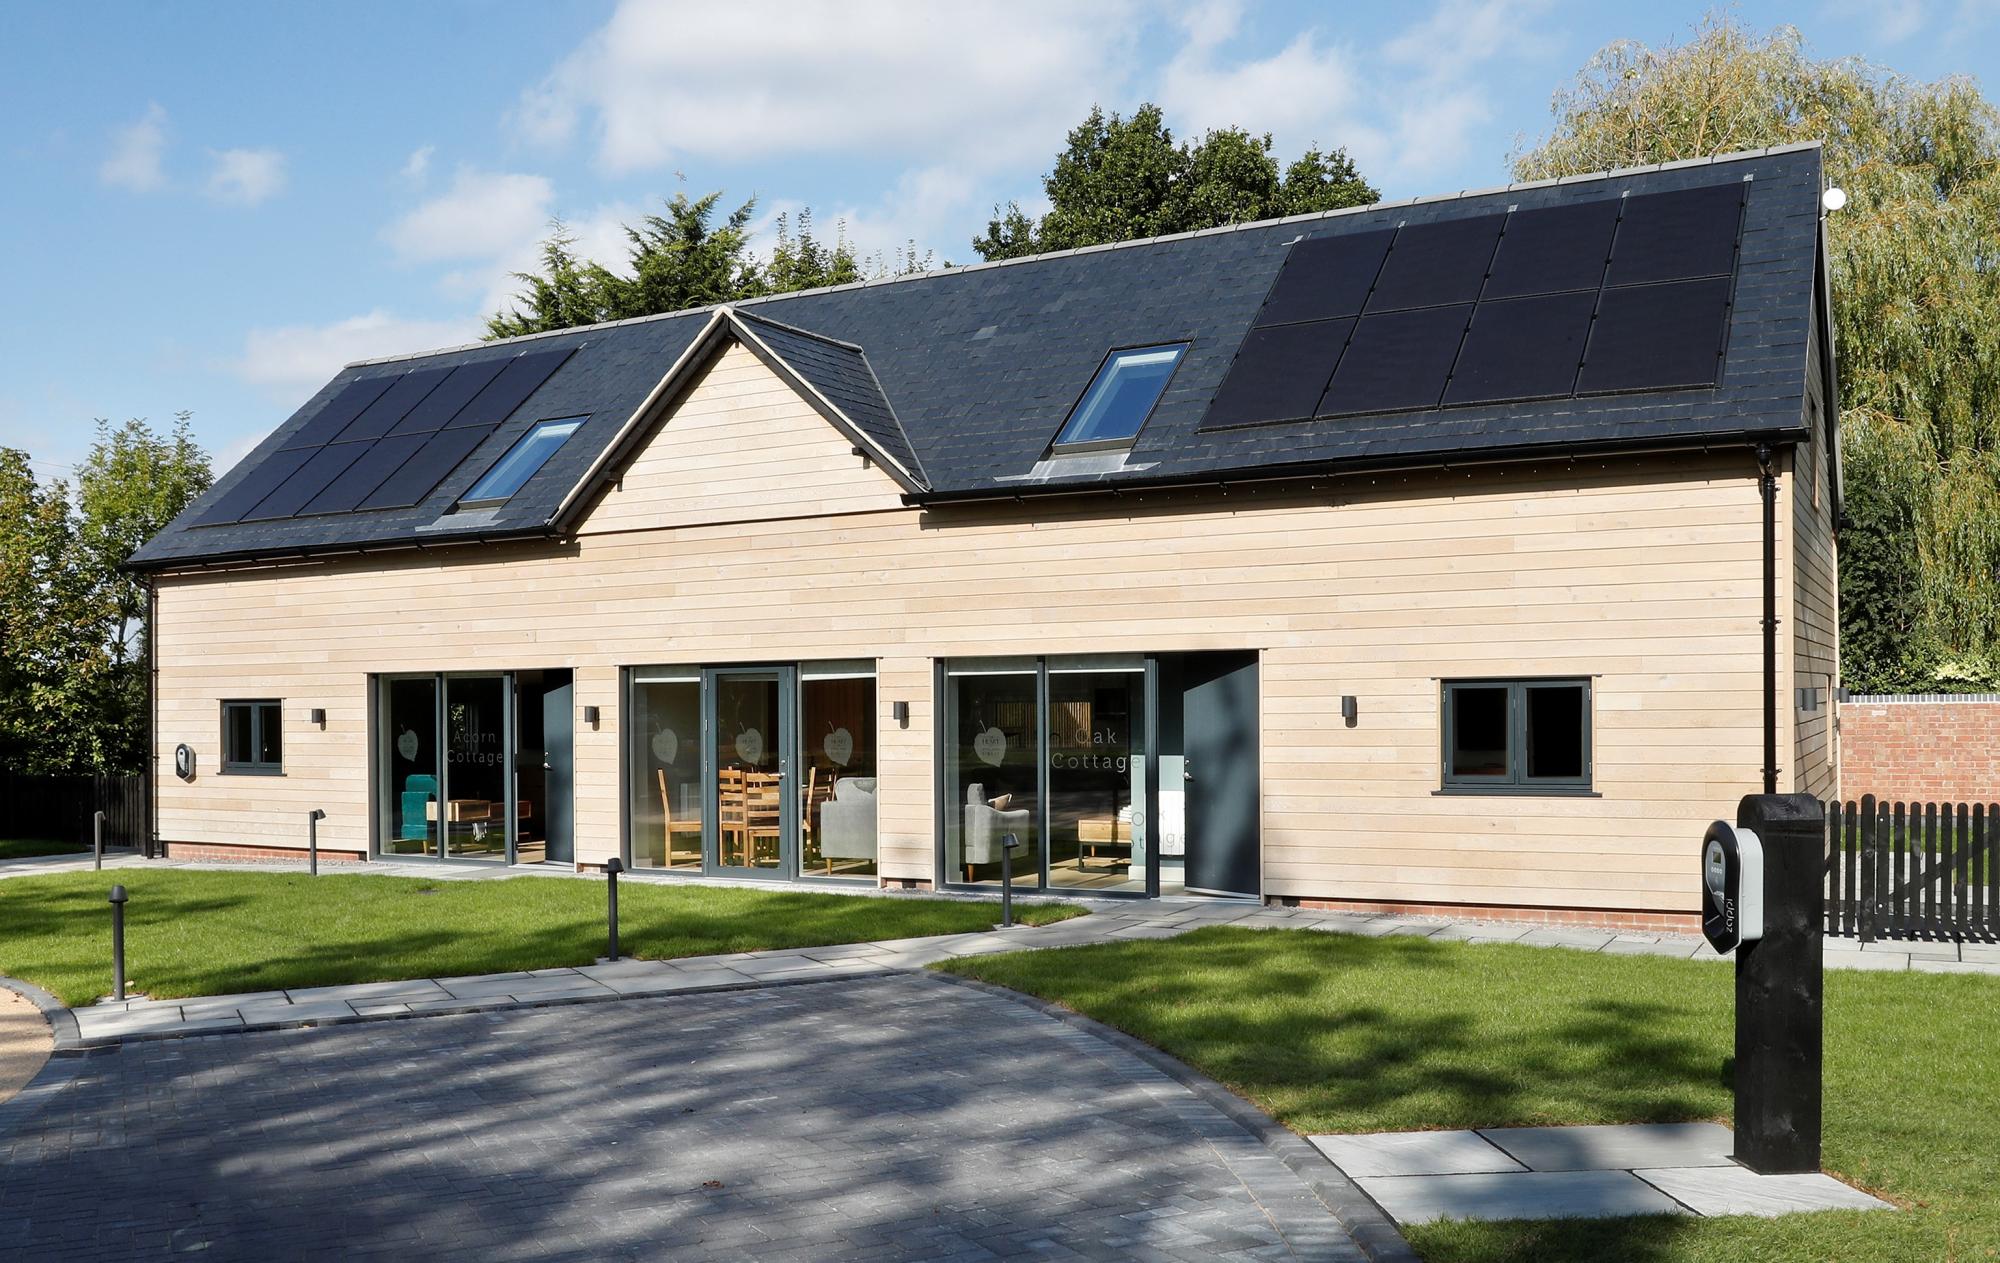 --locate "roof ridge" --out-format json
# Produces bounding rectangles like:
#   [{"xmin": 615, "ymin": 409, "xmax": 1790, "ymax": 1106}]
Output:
[
  {"xmin": 346, "ymin": 142, "xmax": 1823, "ymax": 371},
  {"xmin": 729, "ymin": 306, "xmax": 867, "ymax": 353}
]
